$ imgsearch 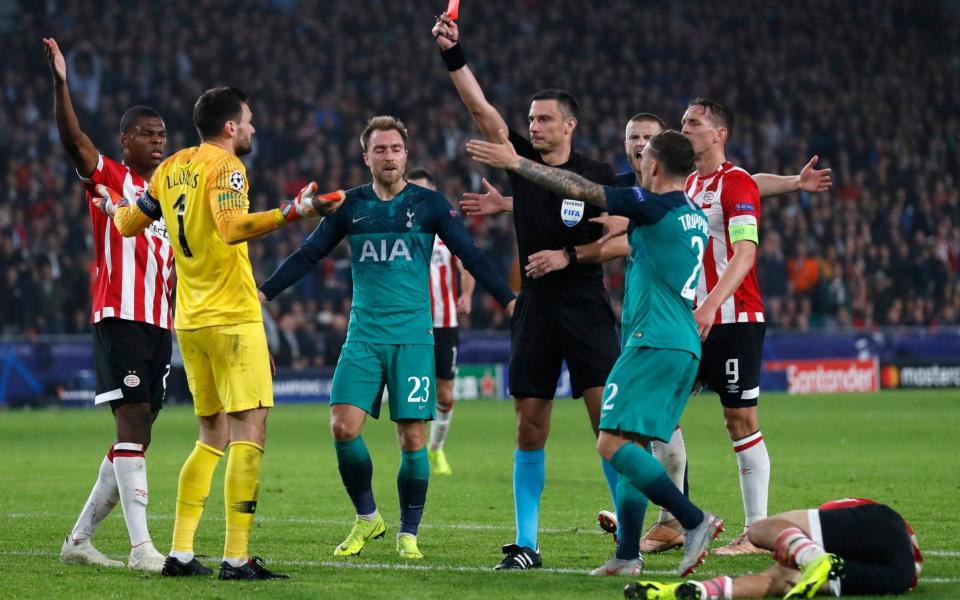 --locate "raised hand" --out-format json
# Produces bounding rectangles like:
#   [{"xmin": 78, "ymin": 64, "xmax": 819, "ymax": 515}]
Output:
[
  {"xmin": 589, "ymin": 215, "xmax": 630, "ymax": 245},
  {"xmin": 461, "ymin": 178, "xmax": 511, "ymax": 216},
  {"xmin": 798, "ymin": 155, "xmax": 832, "ymax": 193},
  {"xmin": 43, "ymin": 38, "xmax": 67, "ymax": 82},
  {"xmin": 432, "ymin": 14, "xmax": 459, "ymax": 50},
  {"xmin": 466, "ymin": 129, "xmax": 521, "ymax": 171}
]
